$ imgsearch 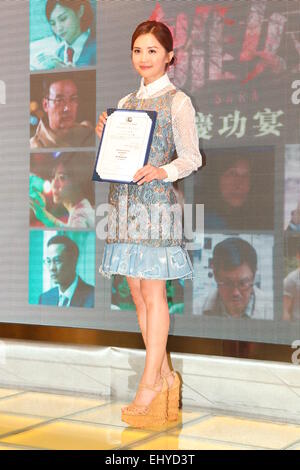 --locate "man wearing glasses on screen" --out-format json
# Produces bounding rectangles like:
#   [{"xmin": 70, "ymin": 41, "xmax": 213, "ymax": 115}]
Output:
[
  {"xmin": 202, "ymin": 237, "xmax": 272, "ymax": 319},
  {"xmin": 30, "ymin": 77, "xmax": 94, "ymax": 148},
  {"xmin": 39, "ymin": 235, "xmax": 94, "ymax": 308}
]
